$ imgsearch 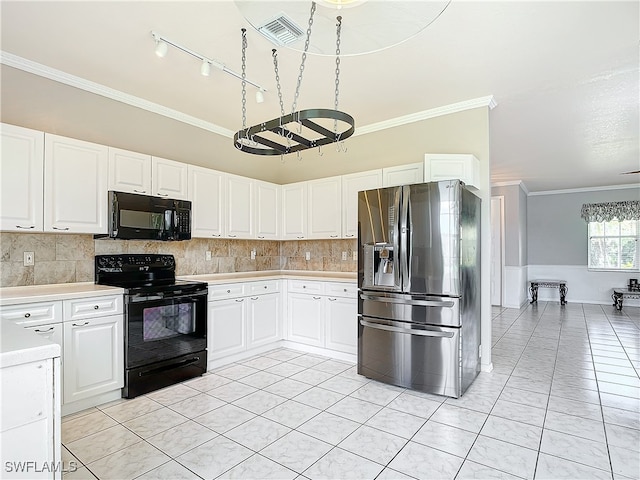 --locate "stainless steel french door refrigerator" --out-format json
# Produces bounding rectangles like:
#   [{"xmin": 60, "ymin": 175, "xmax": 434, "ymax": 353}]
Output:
[{"xmin": 357, "ymin": 180, "xmax": 481, "ymax": 398}]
